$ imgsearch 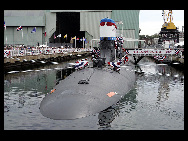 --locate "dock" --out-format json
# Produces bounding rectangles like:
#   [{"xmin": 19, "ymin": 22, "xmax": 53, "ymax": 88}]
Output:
[{"xmin": 4, "ymin": 48, "xmax": 92, "ymax": 73}]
